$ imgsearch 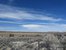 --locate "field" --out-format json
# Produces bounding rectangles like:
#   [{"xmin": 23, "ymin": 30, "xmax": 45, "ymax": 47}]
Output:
[{"xmin": 0, "ymin": 31, "xmax": 66, "ymax": 50}]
